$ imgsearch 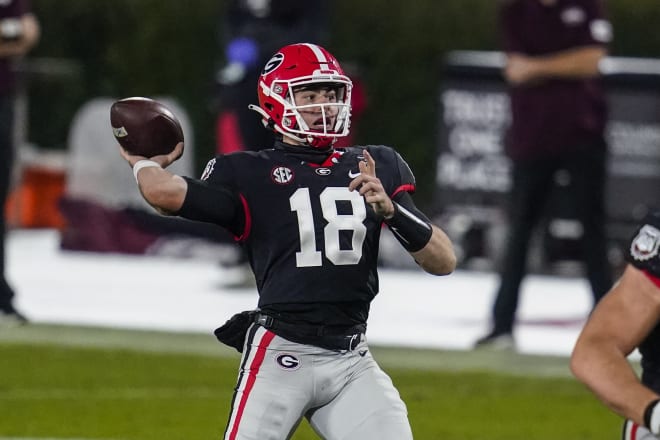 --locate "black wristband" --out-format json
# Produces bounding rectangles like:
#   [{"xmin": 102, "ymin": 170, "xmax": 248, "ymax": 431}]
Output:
[
  {"xmin": 644, "ymin": 398, "xmax": 660, "ymax": 430},
  {"xmin": 384, "ymin": 202, "xmax": 433, "ymax": 252}
]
